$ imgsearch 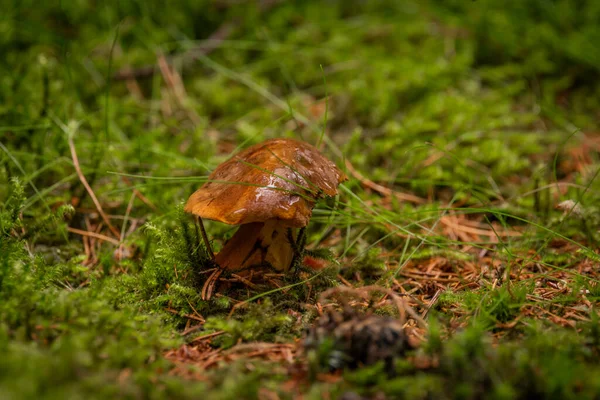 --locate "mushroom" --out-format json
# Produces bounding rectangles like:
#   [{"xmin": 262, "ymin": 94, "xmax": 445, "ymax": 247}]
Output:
[{"xmin": 184, "ymin": 138, "xmax": 347, "ymax": 272}]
